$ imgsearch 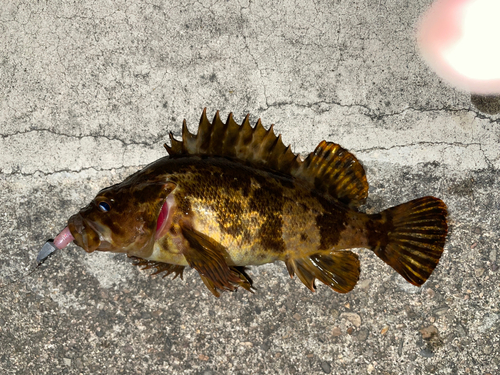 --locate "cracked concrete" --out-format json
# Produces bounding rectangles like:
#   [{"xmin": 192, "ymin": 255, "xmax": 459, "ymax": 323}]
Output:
[{"xmin": 1, "ymin": 0, "xmax": 499, "ymax": 374}]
